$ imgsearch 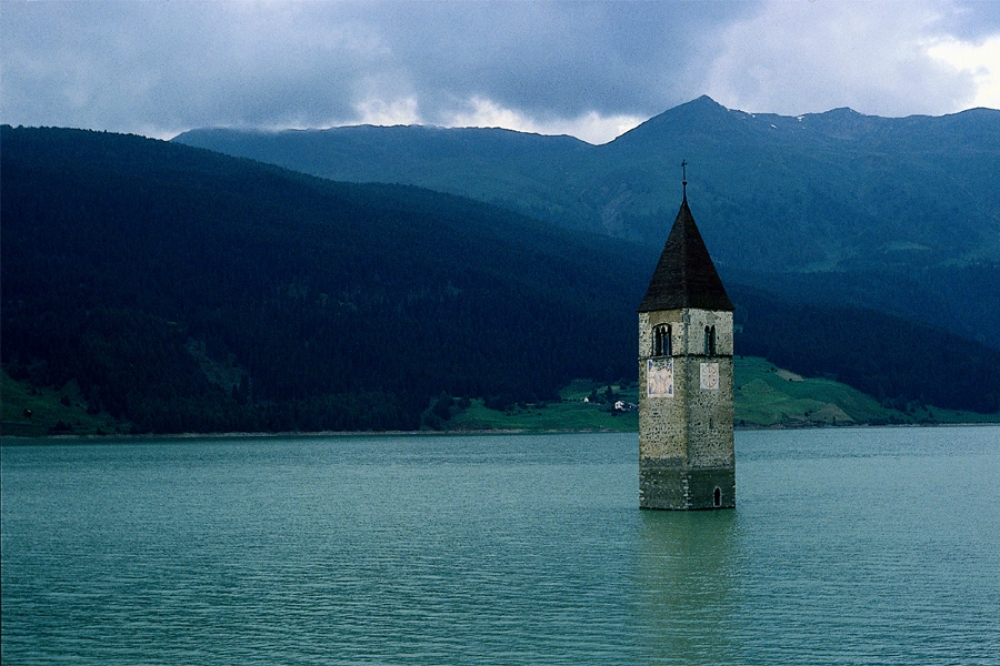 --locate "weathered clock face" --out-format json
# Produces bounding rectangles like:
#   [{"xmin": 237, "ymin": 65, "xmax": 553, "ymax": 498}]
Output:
[{"xmin": 700, "ymin": 362, "xmax": 720, "ymax": 391}]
